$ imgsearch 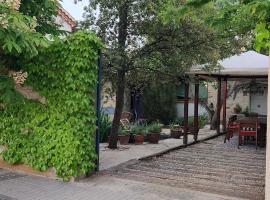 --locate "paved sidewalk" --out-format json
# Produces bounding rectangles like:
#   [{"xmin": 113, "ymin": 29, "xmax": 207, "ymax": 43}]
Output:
[
  {"xmin": 0, "ymin": 128, "xmax": 242, "ymax": 200},
  {"xmin": 100, "ymin": 127, "xmax": 217, "ymax": 170},
  {"xmin": 0, "ymin": 170, "xmax": 246, "ymax": 200}
]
